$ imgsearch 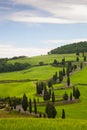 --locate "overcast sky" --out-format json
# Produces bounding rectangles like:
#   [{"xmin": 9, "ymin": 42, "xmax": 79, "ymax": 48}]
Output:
[{"xmin": 0, "ymin": 0, "xmax": 87, "ymax": 57}]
